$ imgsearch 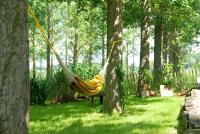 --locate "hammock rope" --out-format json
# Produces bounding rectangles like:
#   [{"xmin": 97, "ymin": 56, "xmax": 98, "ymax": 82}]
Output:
[{"xmin": 28, "ymin": 5, "xmax": 121, "ymax": 95}]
